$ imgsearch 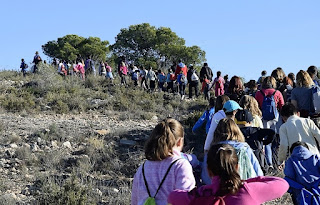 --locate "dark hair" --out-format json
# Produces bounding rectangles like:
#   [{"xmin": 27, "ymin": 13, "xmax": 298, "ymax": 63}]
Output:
[
  {"xmin": 145, "ymin": 118, "xmax": 184, "ymax": 161},
  {"xmin": 307, "ymin": 65, "xmax": 318, "ymax": 76},
  {"xmin": 288, "ymin": 72, "xmax": 295, "ymax": 81},
  {"xmin": 21, "ymin": 58, "xmax": 24, "ymax": 61},
  {"xmin": 227, "ymin": 76, "xmax": 243, "ymax": 94},
  {"xmin": 215, "ymin": 95, "xmax": 230, "ymax": 113},
  {"xmin": 204, "ymin": 63, "xmax": 208, "ymax": 67},
  {"xmin": 224, "ymin": 75, "xmax": 228, "ymax": 80},
  {"xmin": 217, "ymin": 71, "xmax": 221, "ymax": 77},
  {"xmin": 207, "ymin": 143, "xmax": 242, "ymax": 196},
  {"xmin": 261, "ymin": 70, "xmax": 267, "ymax": 76},
  {"xmin": 280, "ymin": 103, "xmax": 297, "ymax": 118},
  {"xmin": 290, "ymin": 141, "xmax": 309, "ymax": 154},
  {"xmin": 209, "ymin": 97, "xmax": 216, "ymax": 108}
]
